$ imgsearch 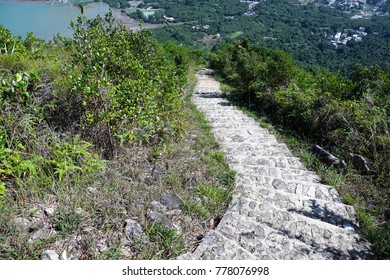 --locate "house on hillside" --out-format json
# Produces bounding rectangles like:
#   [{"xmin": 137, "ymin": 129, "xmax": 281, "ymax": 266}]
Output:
[{"xmin": 163, "ymin": 16, "xmax": 175, "ymax": 22}]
